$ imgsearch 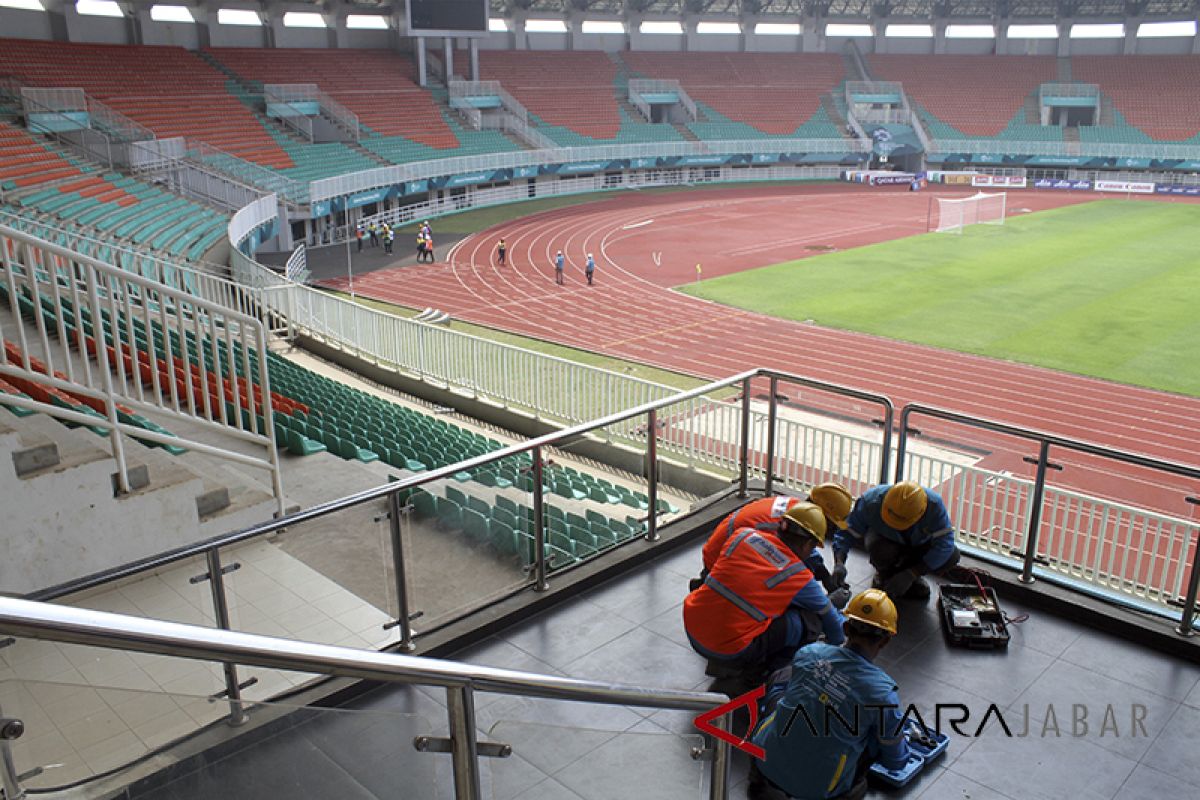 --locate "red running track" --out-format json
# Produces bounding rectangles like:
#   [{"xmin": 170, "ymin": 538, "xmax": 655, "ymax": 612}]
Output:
[{"xmin": 321, "ymin": 184, "xmax": 1200, "ymax": 520}]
